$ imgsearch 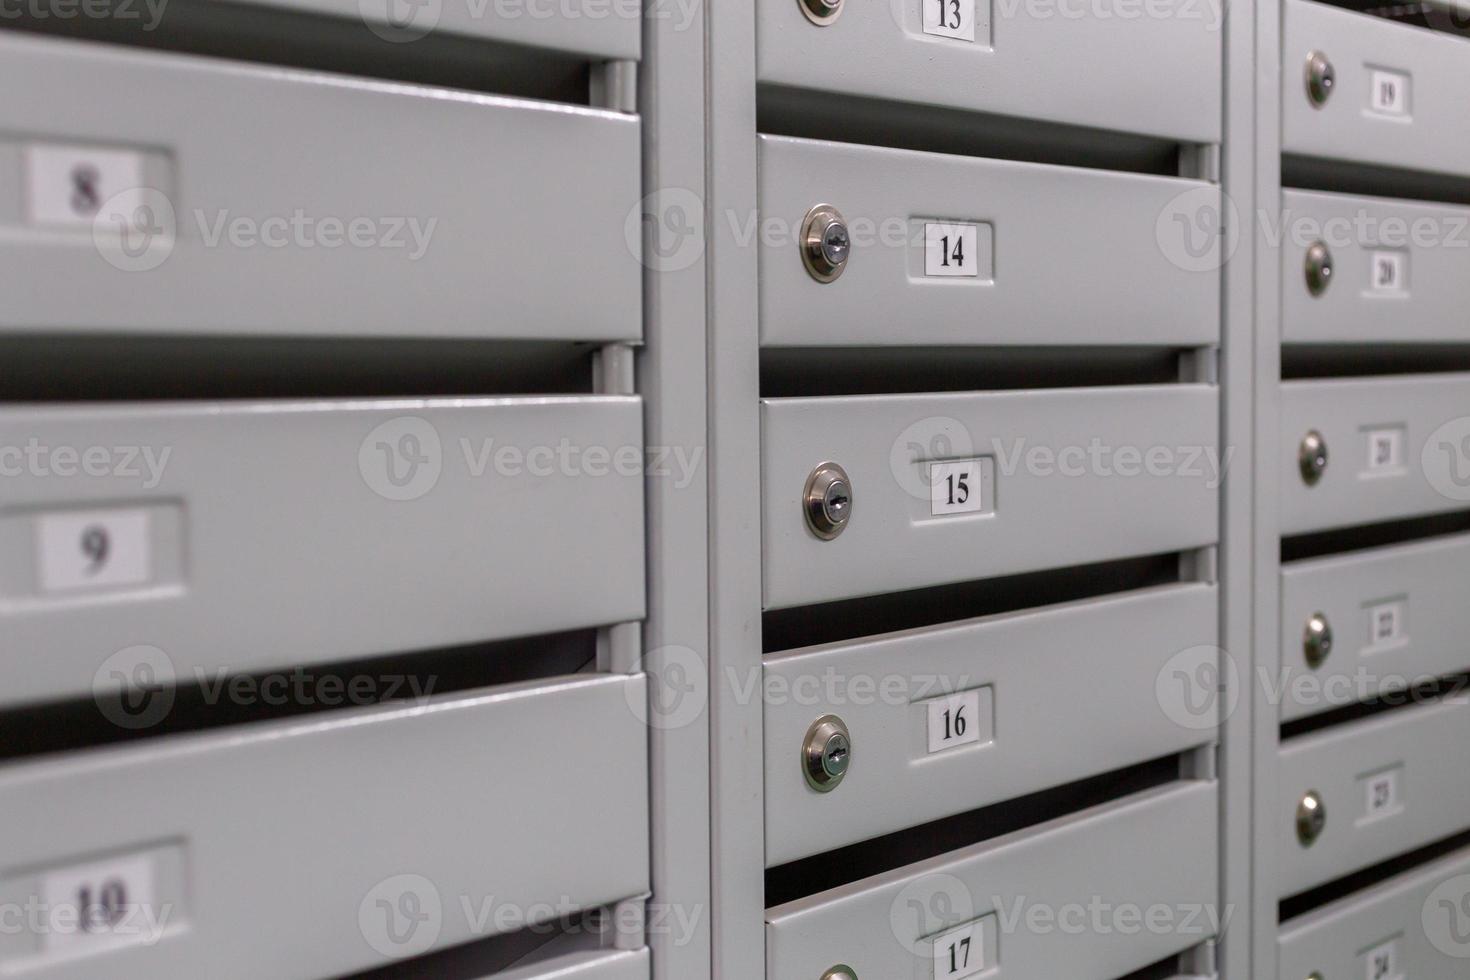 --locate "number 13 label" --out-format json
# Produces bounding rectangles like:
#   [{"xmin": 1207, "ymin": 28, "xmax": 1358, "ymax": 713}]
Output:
[{"xmin": 922, "ymin": 0, "xmax": 976, "ymax": 40}]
